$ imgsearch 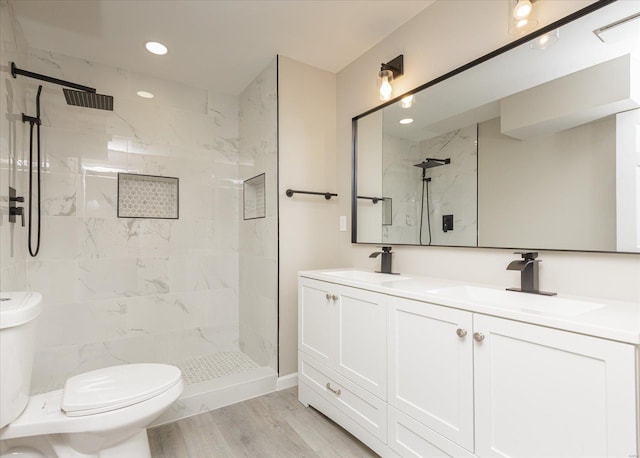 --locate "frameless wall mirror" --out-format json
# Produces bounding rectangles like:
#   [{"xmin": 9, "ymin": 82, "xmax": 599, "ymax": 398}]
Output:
[{"xmin": 353, "ymin": 0, "xmax": 640, "ymax": 253}]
